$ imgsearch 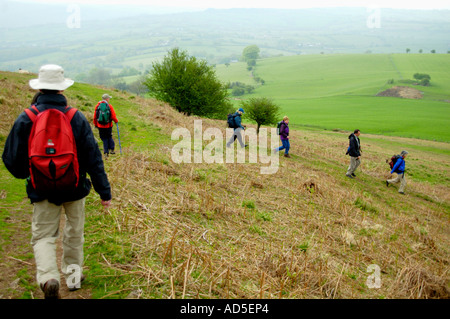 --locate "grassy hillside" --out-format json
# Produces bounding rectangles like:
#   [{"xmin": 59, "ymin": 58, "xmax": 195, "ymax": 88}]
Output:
[
  {"xmin": 216, "ymin": 54, "xmax": 450, "ymax": 142},
  {"xmin": 0, "ymin": 71, "xmax": 449, "ymax": 299}
]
